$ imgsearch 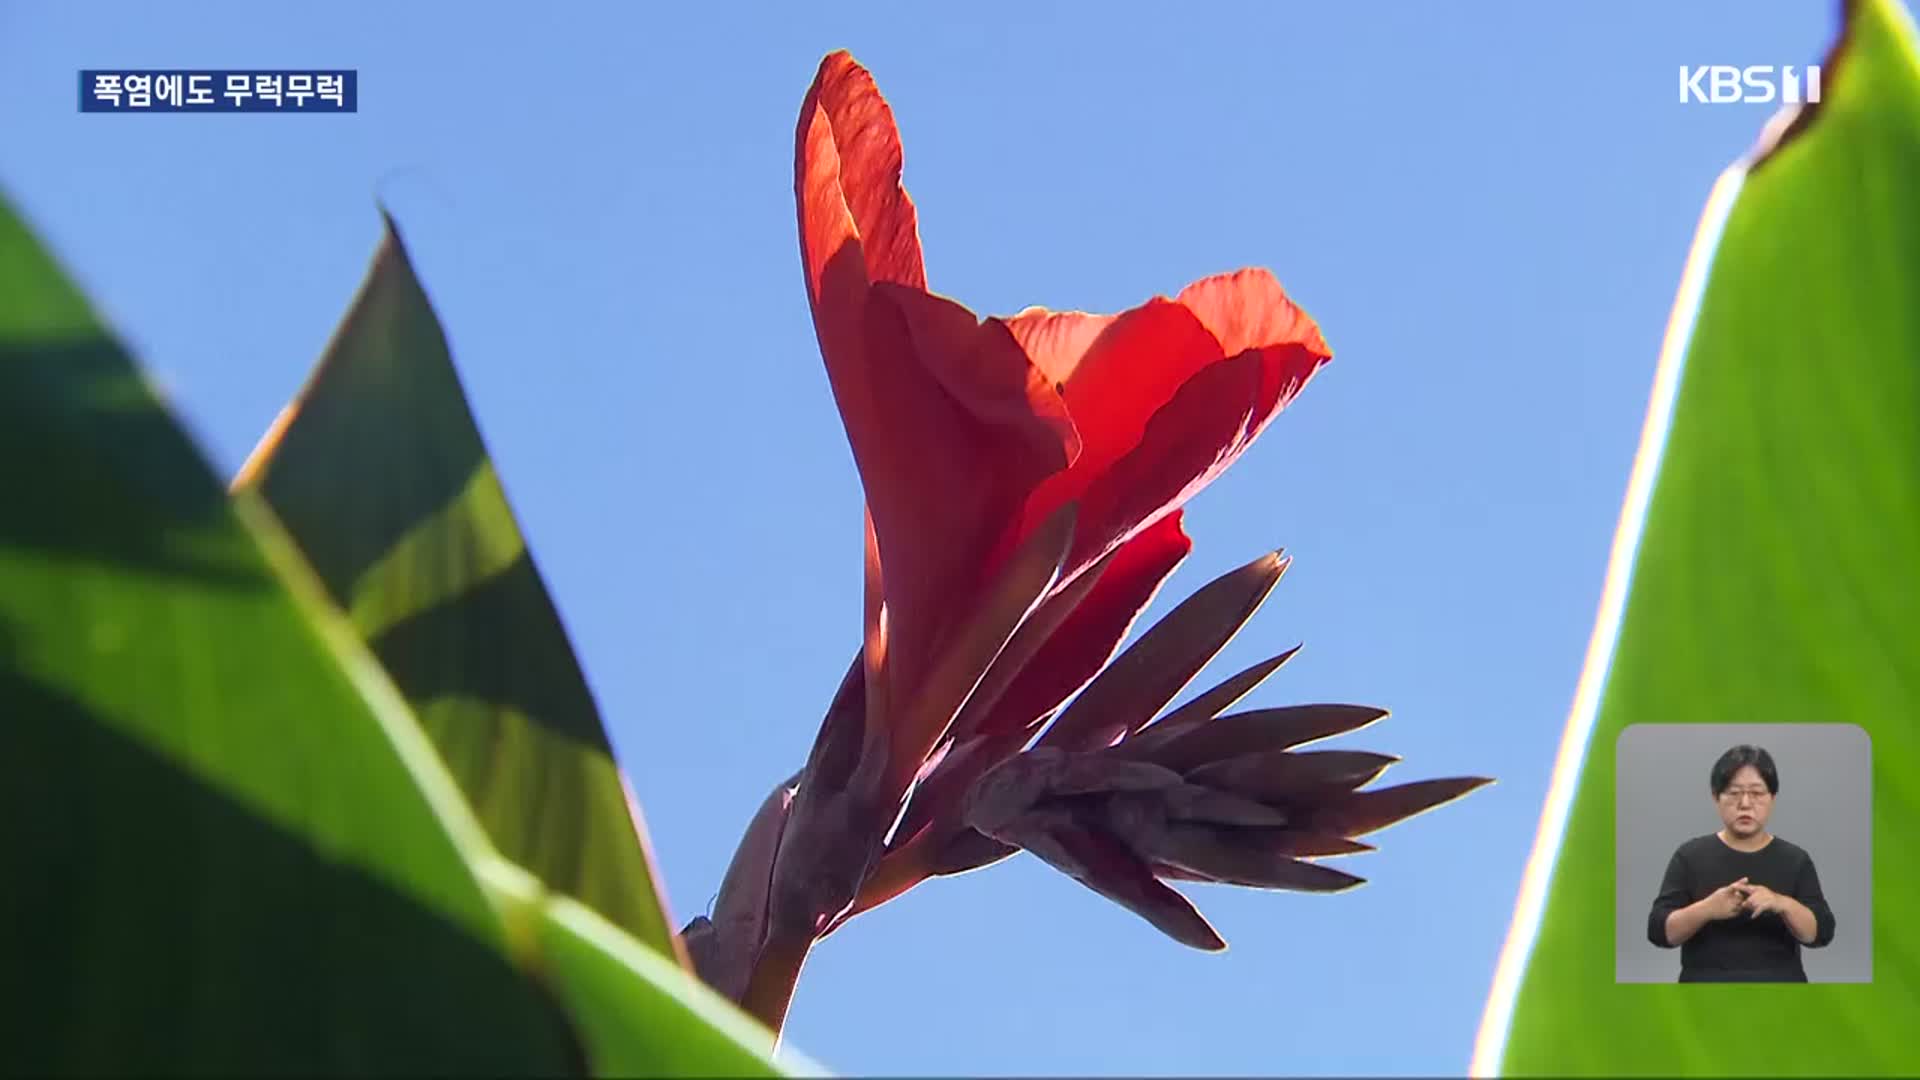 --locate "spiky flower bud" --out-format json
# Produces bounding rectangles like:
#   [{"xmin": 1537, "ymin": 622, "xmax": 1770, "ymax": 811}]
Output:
[{"xmin": 962, "ymin": 701, "xmax": 1491, "ymax": 949}]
